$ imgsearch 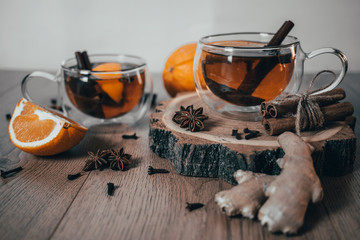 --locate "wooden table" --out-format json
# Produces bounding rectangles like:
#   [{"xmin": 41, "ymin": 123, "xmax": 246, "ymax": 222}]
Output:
[{"xmin": 0, "ymin": 70, "xmax": 359, "ymax": 240}]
